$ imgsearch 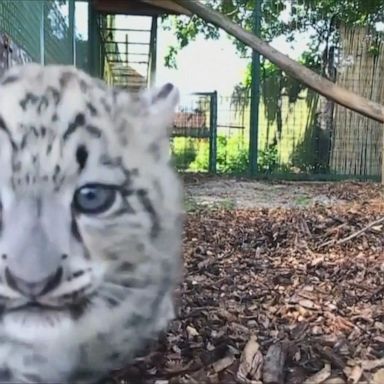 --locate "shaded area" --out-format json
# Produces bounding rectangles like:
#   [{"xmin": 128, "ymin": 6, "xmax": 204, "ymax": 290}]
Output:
[{"xmin": 112, "ymin": 182, "xmax": 384, "ymax": 383}]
